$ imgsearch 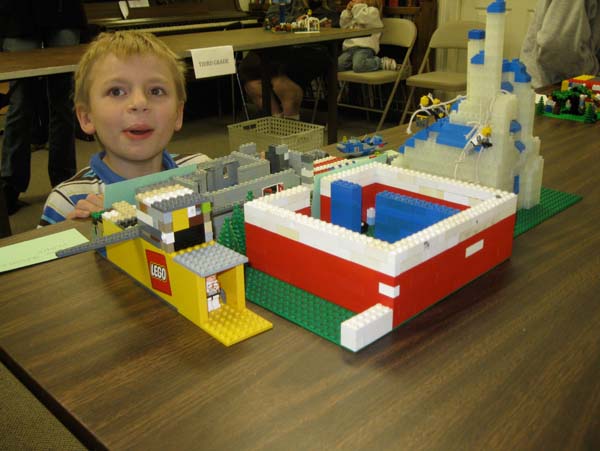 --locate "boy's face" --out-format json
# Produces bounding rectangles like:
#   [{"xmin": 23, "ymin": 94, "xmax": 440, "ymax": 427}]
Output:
[{"xmin": 77, "ymin": 53, "xmax": 184, "ymax": 176}]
